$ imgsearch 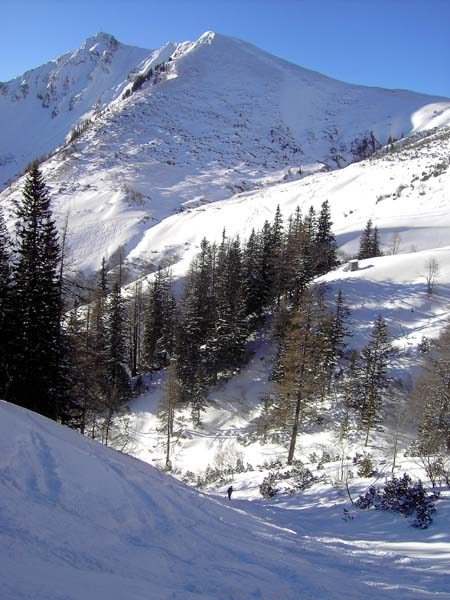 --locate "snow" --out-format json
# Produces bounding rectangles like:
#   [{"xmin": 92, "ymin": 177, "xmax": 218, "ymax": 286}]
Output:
[
  {"xmin": 1, "ymin": 32, "xmax": 450, "ymax": 272},
  {"xmin": 2, "ymin": 399, "xmax": 450, "ymax": 599},
  {"xmin": 3, "ymin": 31, "xmax": 450, "ymax": 598}
]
